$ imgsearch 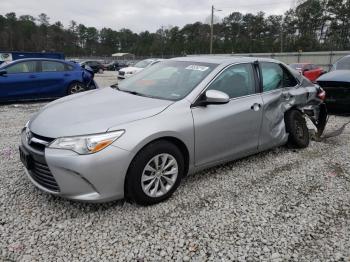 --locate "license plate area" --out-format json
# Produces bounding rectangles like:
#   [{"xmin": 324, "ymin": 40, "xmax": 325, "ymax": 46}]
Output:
[{"xmin": 19, "ymin": 146, "xmax": 33, "ymax": 170}]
